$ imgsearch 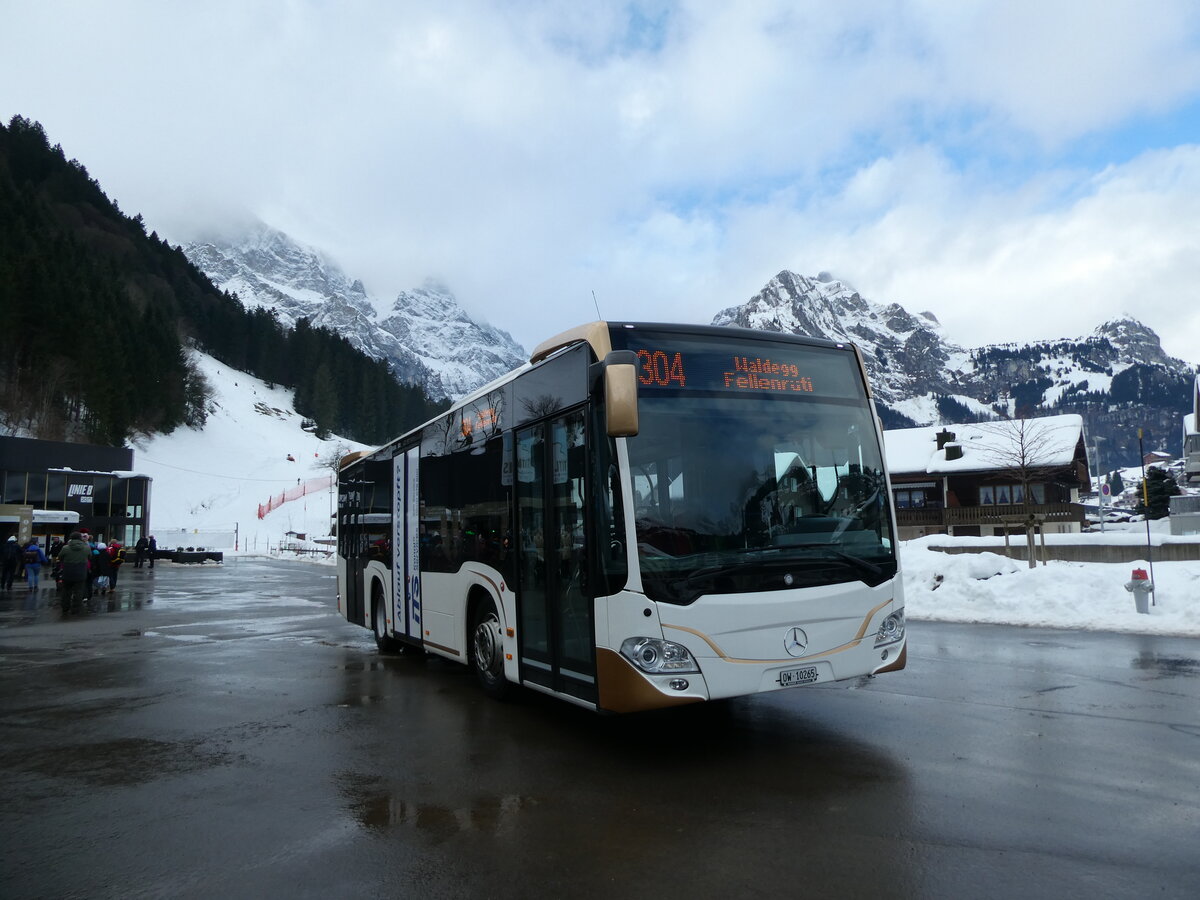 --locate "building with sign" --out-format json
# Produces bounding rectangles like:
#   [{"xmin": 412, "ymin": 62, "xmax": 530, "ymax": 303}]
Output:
[{"xmin": 0, "ymin": 436, "xmax": 151, "ymax": 547}]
